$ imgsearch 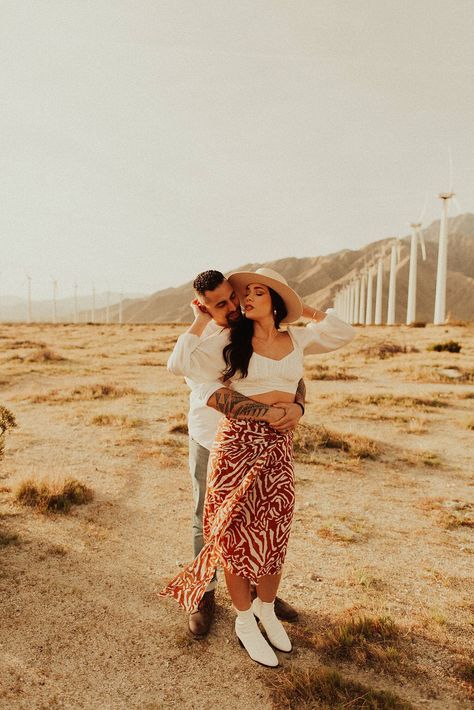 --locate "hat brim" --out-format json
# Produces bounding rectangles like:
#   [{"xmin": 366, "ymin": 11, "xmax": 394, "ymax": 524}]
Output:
[{"xmin": 228, "ymin": 272, "xmax": 303, "ymax": 324}]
